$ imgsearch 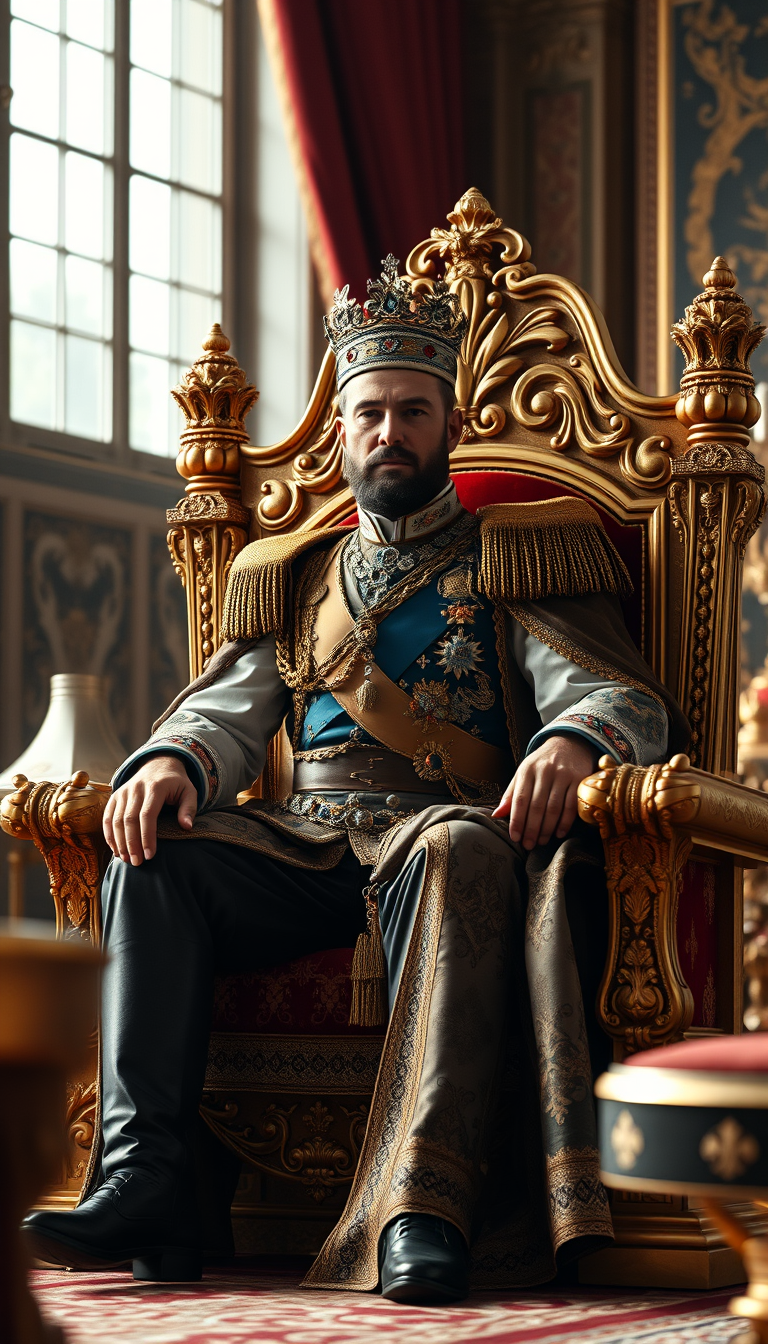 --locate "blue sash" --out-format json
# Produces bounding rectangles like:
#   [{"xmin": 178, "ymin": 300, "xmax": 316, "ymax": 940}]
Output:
[{"xmin": 302, "ymin": 579, "xmax": 448, "ymax": 740}]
